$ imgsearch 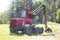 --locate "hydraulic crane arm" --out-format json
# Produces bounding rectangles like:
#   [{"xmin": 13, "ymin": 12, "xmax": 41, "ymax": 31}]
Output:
[
  {"xmin": 31, "ymin": 4, "xmax": 45, "ymax": 16},
  {"xmin": 31, "ymin": 4, "xmax": 47, "ymax": 28}
]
